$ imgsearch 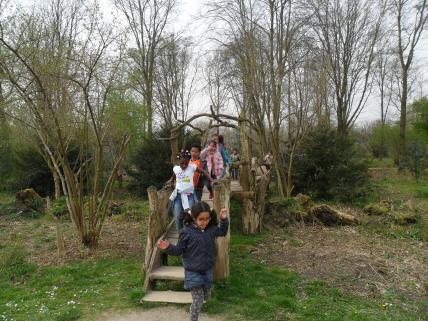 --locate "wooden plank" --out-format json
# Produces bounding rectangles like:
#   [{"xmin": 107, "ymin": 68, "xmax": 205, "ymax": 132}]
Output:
[
  {"xmin": 169, "ymin": 237, "xmax": 179, "ymax": 245},
  {"xmin": 143, "ymin": 220, "xmax": 175, "ymax": 291},
  {"xmin": 150, "ymin": 266, "xmax": 185, "ymax": 281},
  {"xmin": 142, "ymin": 290, "xmax": 192, "ymax": 304}
]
